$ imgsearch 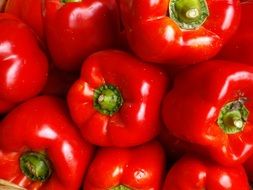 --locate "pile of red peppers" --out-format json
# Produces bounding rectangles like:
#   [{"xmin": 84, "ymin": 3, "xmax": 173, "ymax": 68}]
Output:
[{"xmin": 0, "ymin": 0, "xmax": 253, "ymax": 189}]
